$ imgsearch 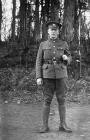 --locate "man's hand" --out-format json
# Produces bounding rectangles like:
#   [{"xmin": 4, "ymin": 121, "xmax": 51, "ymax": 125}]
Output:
[
  {"xmin": 62, "ymin": 54, "xmax": 68, "ymax": 61},
  {"xmin": 62, "ymin": 54, "xmax": 68, "ymax": 65},
  {"xmin": 62, "ymin": 54, "xmax": 71, "ymax": 64},
  {"xmin": 37, "ymin": 78, "xmax": 43, "ymax": 86}
]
